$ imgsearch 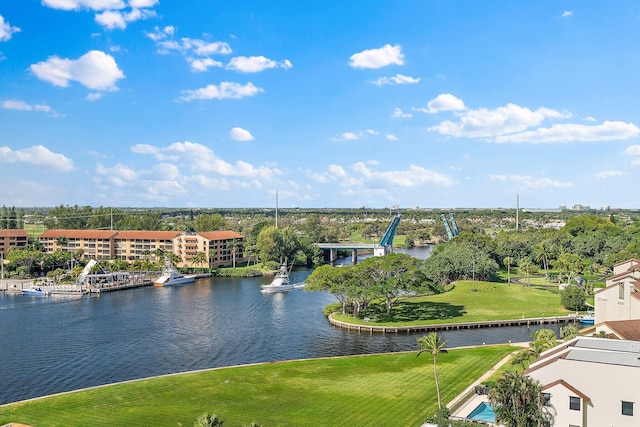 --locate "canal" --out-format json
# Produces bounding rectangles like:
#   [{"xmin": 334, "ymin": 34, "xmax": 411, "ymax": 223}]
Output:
[{"xmin": 0, "ymin": 248, "xmax": 570, "ymax": 405}]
